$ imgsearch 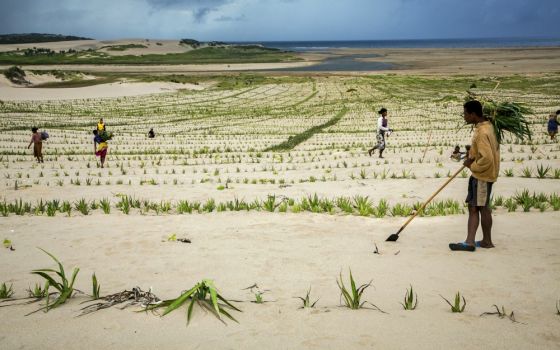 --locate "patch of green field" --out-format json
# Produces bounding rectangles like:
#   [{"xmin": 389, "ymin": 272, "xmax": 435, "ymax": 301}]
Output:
[
  {"xmin": 265, "ymin": 107, "xmax": 348, "ymax": 151},
  {"xmin": 0, "ymin": 46, "xmax": 300, "ymax": 65},
  {"xmin": 31, "ymin": 76, "xmax": 119, "ymax": 88},
  {"xmin": 103, "ymin": 44, "xmax": 148, "ymax": 51}
]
